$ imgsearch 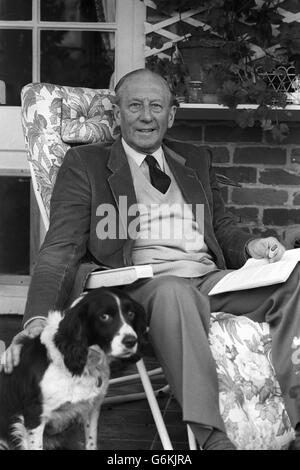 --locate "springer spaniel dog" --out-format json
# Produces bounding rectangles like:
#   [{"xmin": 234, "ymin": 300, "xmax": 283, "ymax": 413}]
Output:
[{"xmin": 0, "ymin": 287, "xmax": 147, "ymax": 450}]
